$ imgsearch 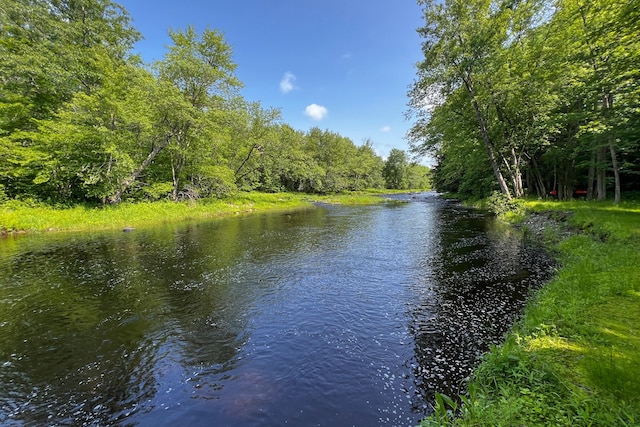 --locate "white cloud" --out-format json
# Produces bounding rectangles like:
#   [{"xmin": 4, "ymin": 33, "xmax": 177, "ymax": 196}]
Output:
[
  {"xmin": 304, "ymin": 104, "xmax": 328, "ymax": 121},
  {"xmin": 381, "ymin": 126, "xmax": 391, "ymax": 133},
  {"xmin": 280, "ymin": 72, "xmax": 297, "ymax": 94}
]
